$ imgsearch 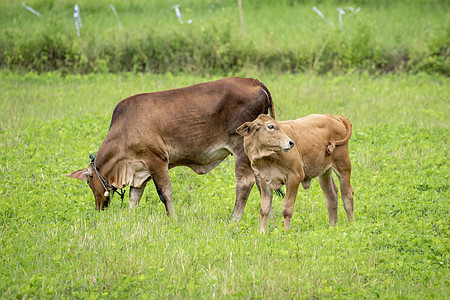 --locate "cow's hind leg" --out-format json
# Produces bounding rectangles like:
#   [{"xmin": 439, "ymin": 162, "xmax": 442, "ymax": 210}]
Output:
[
  {"xmin": 318, "ymin": 168, "xmax": 339, "ymax": 226},
  {"xmin": 230, "ymin": 153, "xmax": 255, "ymax": 222}
]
